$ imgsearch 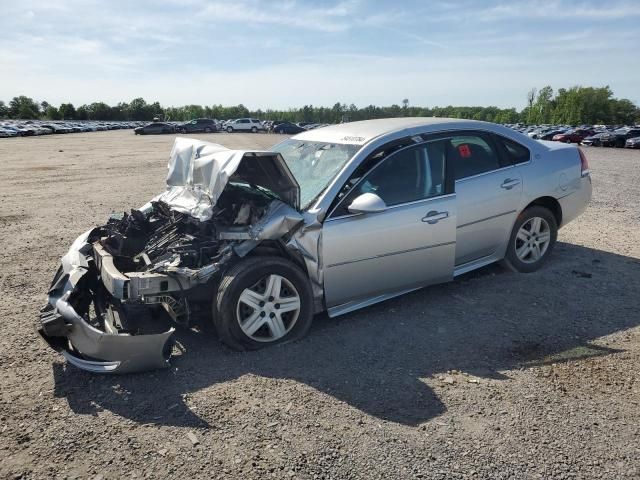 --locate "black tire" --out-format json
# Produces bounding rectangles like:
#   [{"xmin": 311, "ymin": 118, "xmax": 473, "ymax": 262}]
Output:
[
  {"xmin": 251, "ymin": 126, "xmax": 258, "ymax": 133},
  {"xmin": 204, "ymin": 127, "xmax": 212, "ymax": 133},
  {"xmin": 180, "ymin": 128, "xmax": 187, "ymax": 134},
  {"xmin": 213, "ymin": 256, "xmax": 314, "ymax": 351},
  {"xmin": 502, "ymin": 206, "xmax": 558, "ymax": 273},
  {"xmin": 226, "ymin": 126, "xmax": 233, "ymax": 133}
]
